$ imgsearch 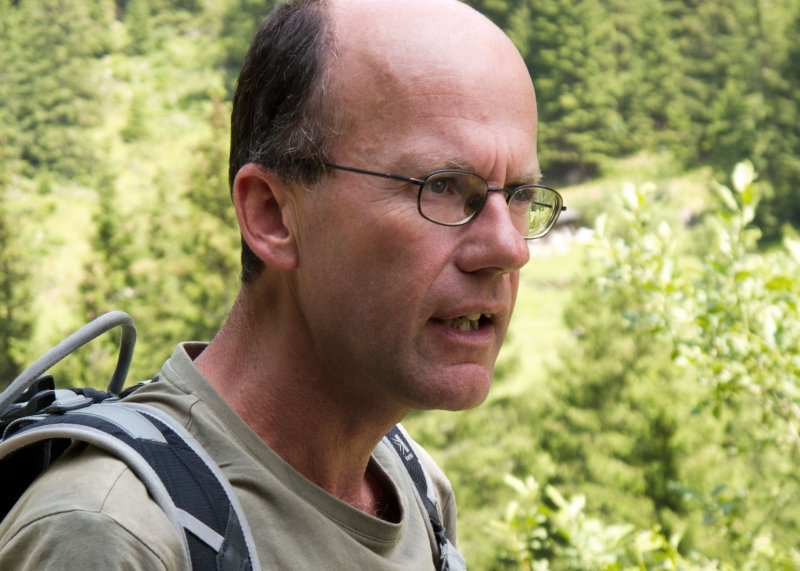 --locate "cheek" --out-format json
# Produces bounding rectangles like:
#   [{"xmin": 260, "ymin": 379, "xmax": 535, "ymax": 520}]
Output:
[
  {"xmin": 294, "ymin": 185, "xmax": 456, "ymax": 328},
  {"xmin": 313, "ymin": 222, "xmax": 446, "ymax": 333}
]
